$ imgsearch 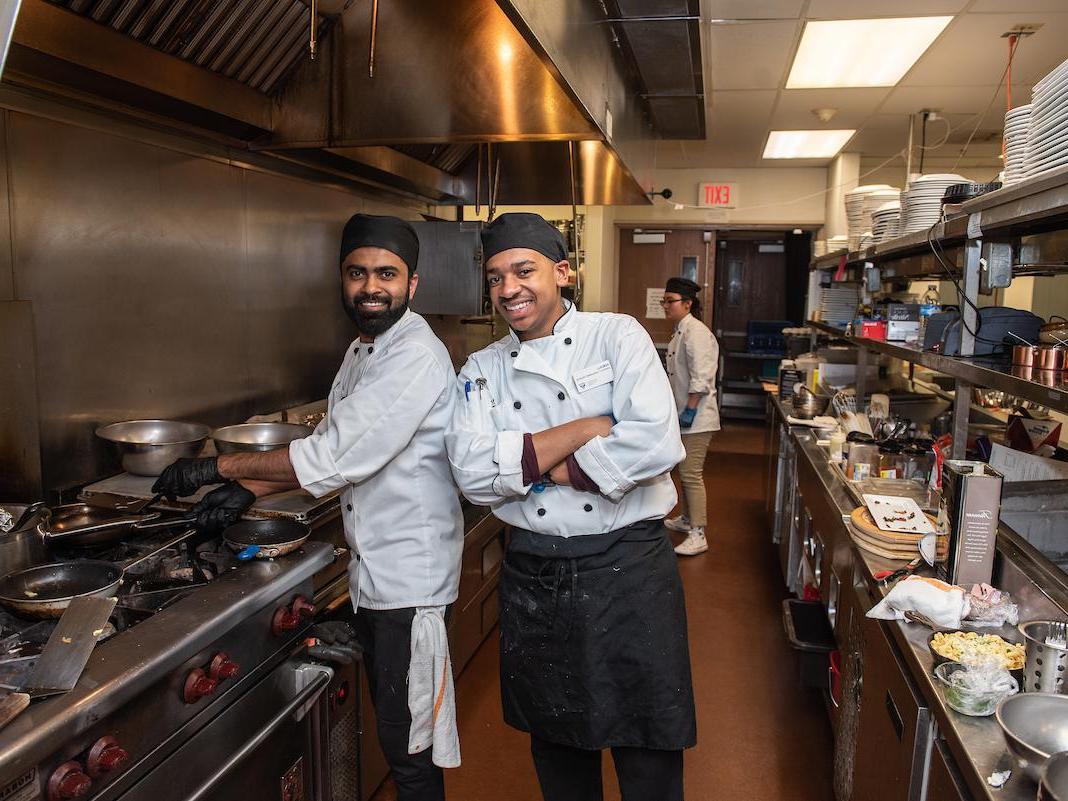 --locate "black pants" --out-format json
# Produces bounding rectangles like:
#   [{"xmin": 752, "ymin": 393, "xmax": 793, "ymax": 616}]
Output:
[
  {"xmin": 530, "ymin": 735, "xmax": 684, "ymax": 801},
  {"xmin": 353, "ymin": 607, "xmax": 444, "ymax": 801}
]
